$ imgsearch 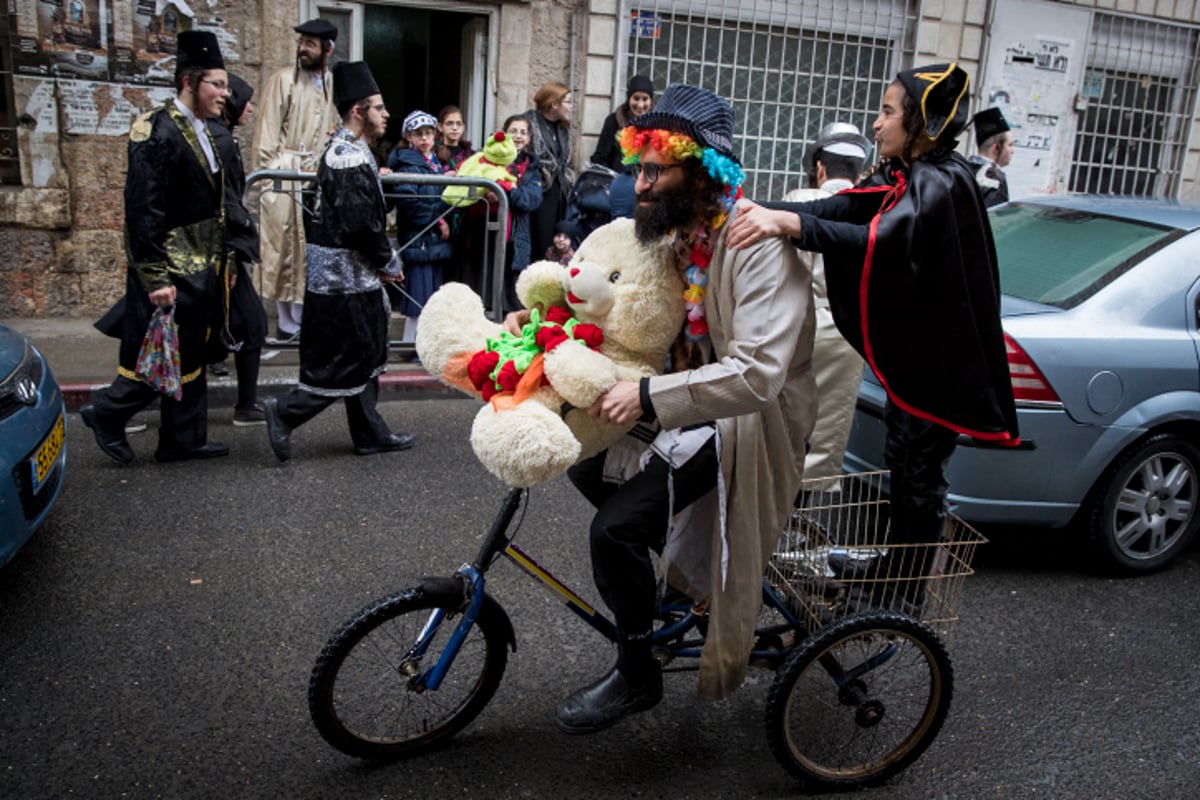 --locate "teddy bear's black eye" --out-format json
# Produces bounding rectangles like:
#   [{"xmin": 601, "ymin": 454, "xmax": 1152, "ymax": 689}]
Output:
[{"xmin": 608, "ymin": 271, "xmax": 621, "ymax": 283}]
